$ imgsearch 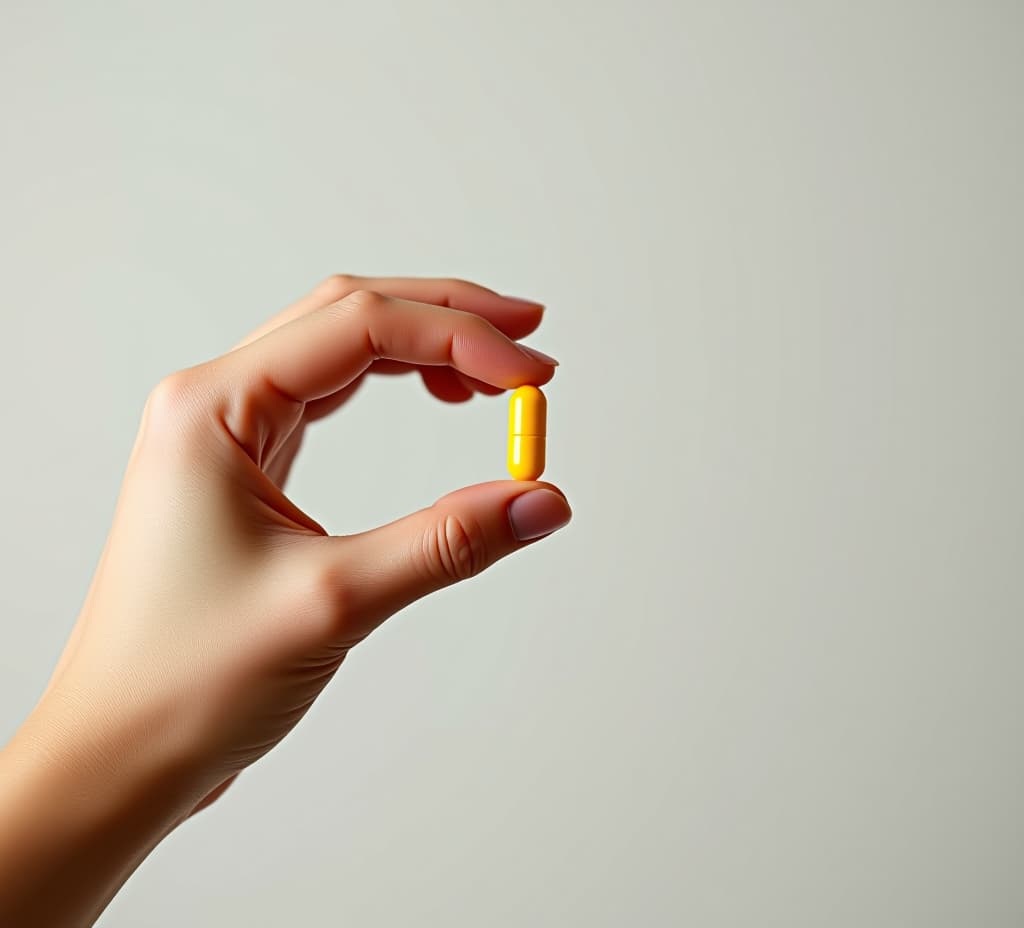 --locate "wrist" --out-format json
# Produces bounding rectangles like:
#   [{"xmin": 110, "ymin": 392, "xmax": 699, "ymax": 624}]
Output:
[
  {"xmin": 12, "ymin": 692, "xmax": 201, "ymax": 811},
  {"xmin": 0, "ymin": 688, "xmax": 208, "ymax": 926}
]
